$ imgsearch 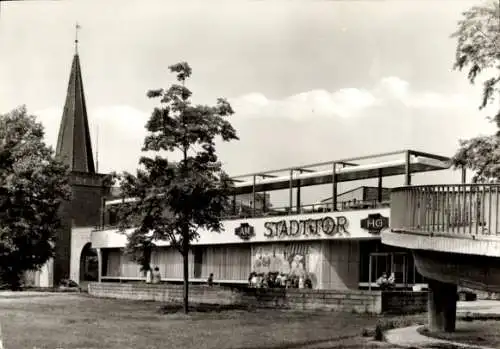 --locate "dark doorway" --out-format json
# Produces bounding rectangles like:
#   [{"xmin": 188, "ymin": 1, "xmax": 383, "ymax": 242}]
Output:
[{"xmin": 80, "ymin": 243, "xmax": 98, "ymax": 282}]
